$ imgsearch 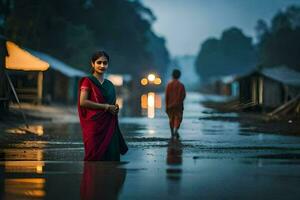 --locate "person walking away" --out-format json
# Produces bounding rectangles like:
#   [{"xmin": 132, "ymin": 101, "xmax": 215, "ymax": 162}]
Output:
[{"xmin": 165, "ymin": 69, "xmax": 186, "ymax": 138}]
